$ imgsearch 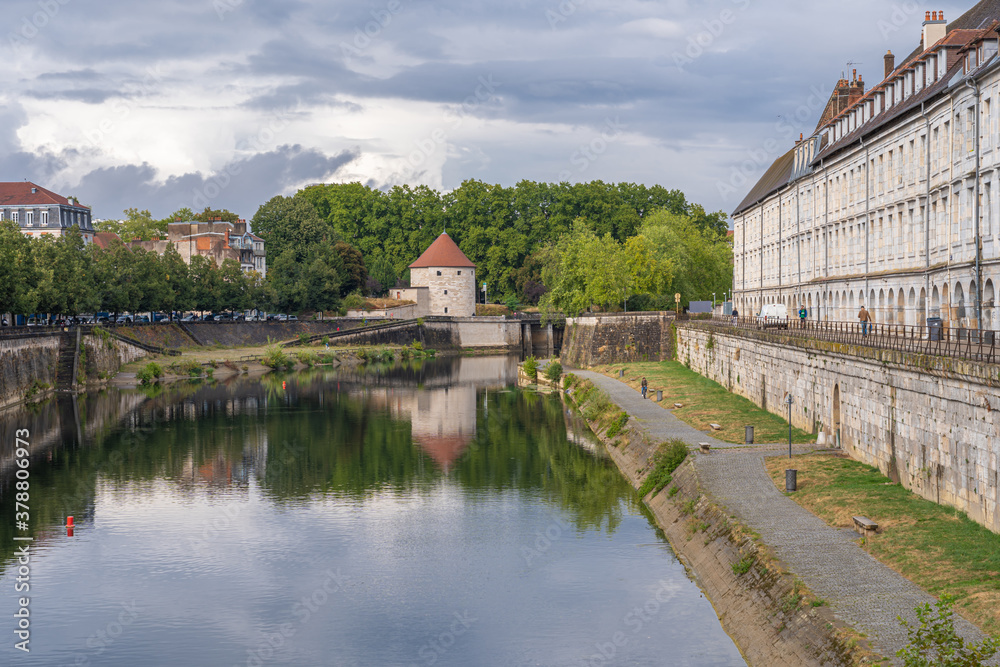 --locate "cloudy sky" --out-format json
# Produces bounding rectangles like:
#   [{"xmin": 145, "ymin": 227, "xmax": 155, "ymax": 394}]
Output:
[{"xmin": 0, "ymin": 0, "xmax": 974, "ymax": 222}]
